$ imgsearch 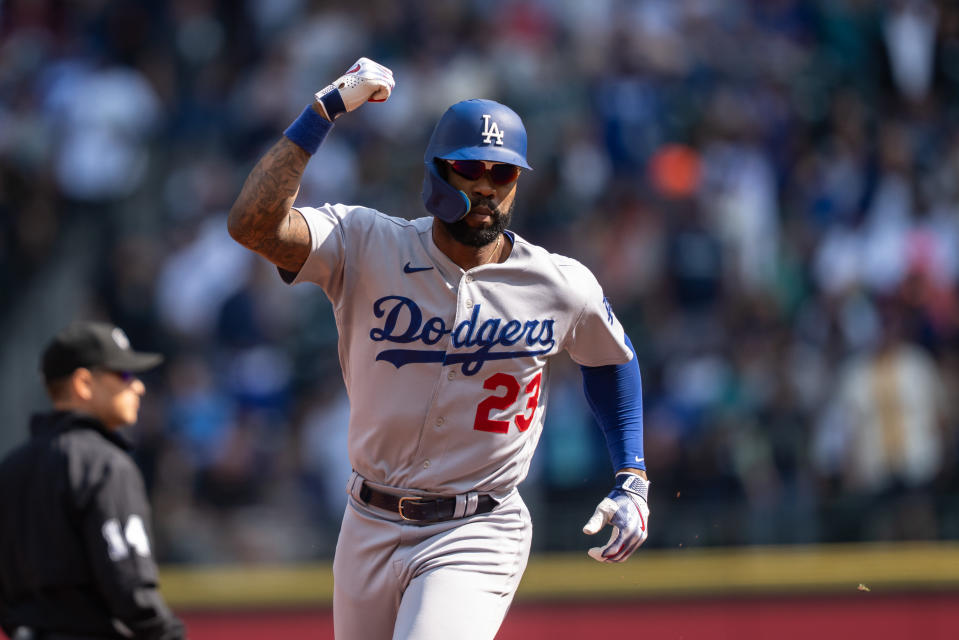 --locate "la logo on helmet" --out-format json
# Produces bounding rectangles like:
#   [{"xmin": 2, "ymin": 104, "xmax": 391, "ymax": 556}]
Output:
[{"xmin": 481, "ymin": 114, "xmax": 504, "ymax": 146}]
